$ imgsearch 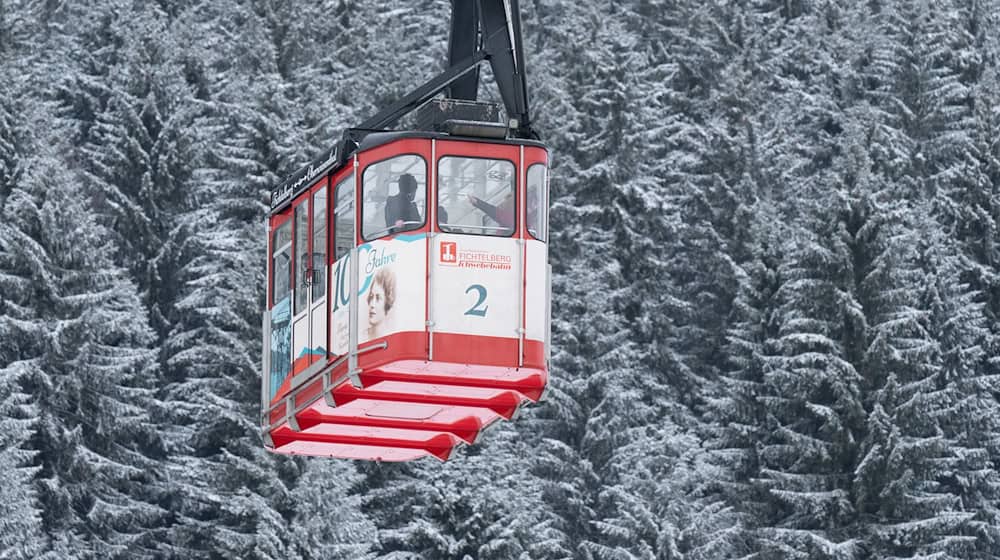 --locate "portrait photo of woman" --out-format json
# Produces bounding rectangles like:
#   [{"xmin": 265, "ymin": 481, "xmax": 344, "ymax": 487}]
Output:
[{"xmin": 365, "ymin": 267, "xmax": 396, "ymax": 340}]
